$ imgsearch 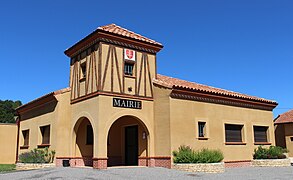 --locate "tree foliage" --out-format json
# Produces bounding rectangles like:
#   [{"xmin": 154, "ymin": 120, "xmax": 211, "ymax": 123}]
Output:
[{"xmin": 0, "ymin": 100, "xmax": 22, "ymax": 123}]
